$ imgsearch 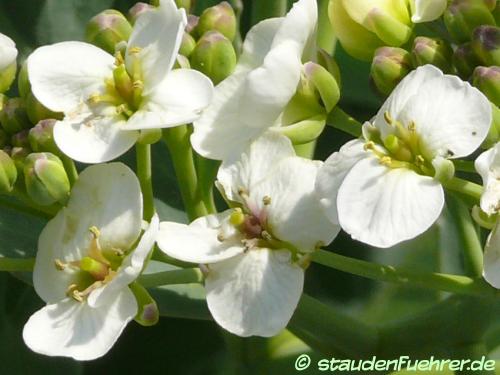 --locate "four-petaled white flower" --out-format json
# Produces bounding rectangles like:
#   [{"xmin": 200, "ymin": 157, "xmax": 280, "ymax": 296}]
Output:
[
  {"xmin": 191, "ymin": 0, "xmax": 317, "ymax": 161},
  {"xmin": 27, "ymin": 0, "xmax": 213, "ymax": 164},
  {"xmin": 475, "ymin": 143, "xmax": 500, "ymax": 216},
  {"xmin": 23, "ymin": 163, "xmax": 159, "ymax": 360},
  {"xmin": 316, "ymin": 65, "xmax": 492, "ymax": 248},
  {"xmin": 0, "ymin": 32, "xmax": 17, "ymax": 71},
  {"xmin": 157, "ymin": 133, "xmax": 336, "ymax": 337}
]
